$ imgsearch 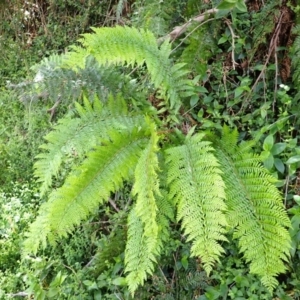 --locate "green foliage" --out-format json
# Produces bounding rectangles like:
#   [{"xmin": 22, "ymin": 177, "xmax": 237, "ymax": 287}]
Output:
[
  {"xmin": 291, "ymin": 24, "xmax": 300, "ymax": 101},
  {"xmin": 24, "ymin": 94, "xmax": 290, "ymax": 295},
  {"xmin": 2, "ymin": 0, "xmax": 300, "ymax": 298},
  {"xmin": 131, "ymin": 0, "xmax": 184, "ymax": 36},
  {"xmin": 34, "ymin": 95, "xmax": 145, "ymax": 196},
  {"xmin": 166, "ymin": 133, "xmax": 227, "ymax": 273},
  {"xmin": 65, "ymin": 26, "xmax": 194, "ymax": 110},
  {"xmin": 212, "ymin": 127, "xmax": 291, "ymax": 290},
  {"xmin": 0, "ymin": 182, "xmax": 40, "ymax": 298}
]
